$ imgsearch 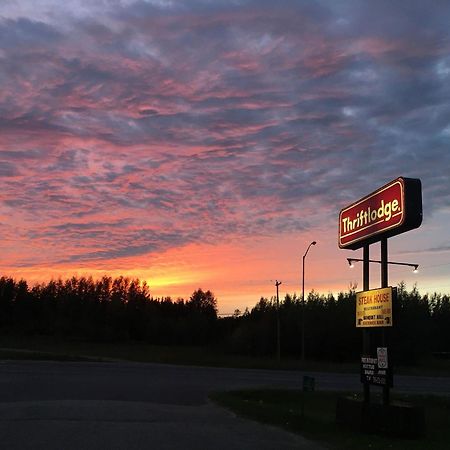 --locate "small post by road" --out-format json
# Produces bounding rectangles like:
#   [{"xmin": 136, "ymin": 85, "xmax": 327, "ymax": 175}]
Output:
[{"xmin": 275, "ymin": 280, "xmax": 282, "ymax": 362}]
